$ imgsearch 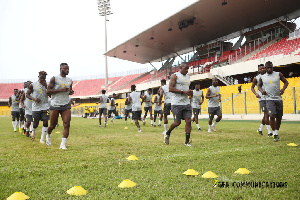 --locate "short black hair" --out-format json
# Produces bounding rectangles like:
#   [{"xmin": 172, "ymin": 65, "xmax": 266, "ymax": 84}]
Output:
[
  {"xmin": 258, "ymin": 64, "xmax": 264, "ymax": 69},
  {"xmin": 194, "ymin": 81, "xmax": 200, "ymax": 85},
  {"xmin": 60, "ymin": 63, "xmax": 68, "ymax": 67},
  {"xmin": 148, "ymin": 88, "xmax": 152, "ymax": 92},
  {"xmin": 131, "ymin": 85, "xmax": 136, "ymax": 91},
  {"xmin": 265, "ymin": 61, "xmax": 273, "ymax": 66},
  {"xmin": 161, "ymin": 79, "xmax": 166, "ymax": 84},
  {"xmin": 113, "ymin": 93, "xmax": 116, "ymax": 96},
  {"xmin": 101, "ymin": 90, "xmax": 106, "ymax": 94},
  {"xmin": 14, "ymin": 89, "xmax": 18, "ymax": 91}
]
